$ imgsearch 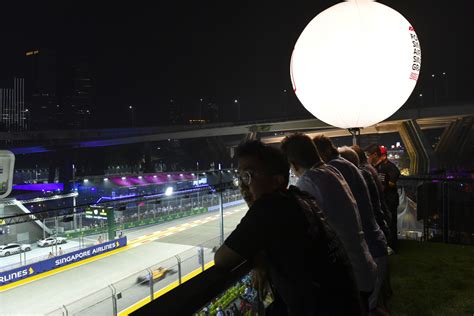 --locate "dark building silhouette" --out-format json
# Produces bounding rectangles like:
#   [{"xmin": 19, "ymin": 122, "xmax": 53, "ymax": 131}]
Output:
[
  {"xmin": 188, "ymin": 98, "xmax": 220, "ymax": 125},
  {"xmin": 23, "ymin": 49, "xmax": 95, "ymax": 130},
  {"xmin": 205, "ymin": 101, "xmax": 219, "ymax": 123},
  {"xmin": 24, "ymin": 49, "xmax": 58, "ymax": 130},
  {"xmin": 168, "ymin": 99, "xmax": 184, "ymax": 125},
  {"xmin": 60, "ymin": 60, "xmax": 95, "ymax": 129}
]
